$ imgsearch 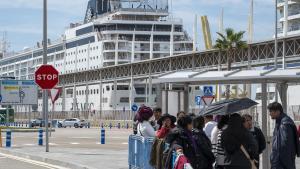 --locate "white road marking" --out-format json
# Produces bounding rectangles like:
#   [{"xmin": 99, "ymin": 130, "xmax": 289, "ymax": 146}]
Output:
[
  {"xmin": 0, "ymin": 152, "xmax": 69, "ymax": 169},
  {"xmin": 23, "ymin": 144, "xmax": 35, "ymax": 146},
  {"xmin": 70, "ymin": 142, "xmax": 80, "ymax": 145},
  {"xmin": 49, "ymin": 143, "xmax": 58, "ymax": 146},
  {"xmin": 122, "ymin": 142, "xmax": 128, "ymax": 145},
  {"xmin": 69, "ymin": 137, "xmax": 93, "ymax": 139}
]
